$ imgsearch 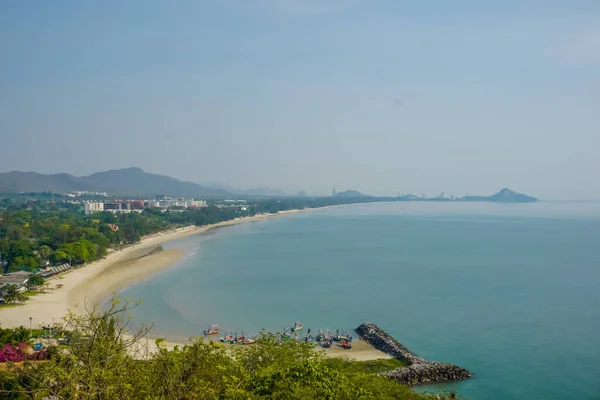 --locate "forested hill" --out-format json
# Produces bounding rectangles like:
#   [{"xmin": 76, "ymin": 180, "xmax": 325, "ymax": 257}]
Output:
[{"xmin": 0, "ymin": 168, "xmax": 230, "ymax": 197}]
